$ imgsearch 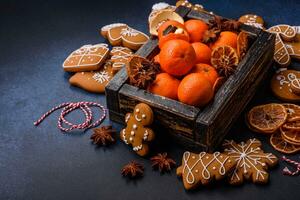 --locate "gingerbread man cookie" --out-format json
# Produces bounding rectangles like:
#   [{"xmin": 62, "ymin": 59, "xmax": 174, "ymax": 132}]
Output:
[
  {"xmin": 285, "ymin": 26, "xmax": 300, "ymax": 61},
  {"xmin": 63, "ymin": 44, "xmax": 109, "ymax": 72},
  {"xmin": 109, "ymin": 46, "xmax": 133, "ymax": 73},
  {"xmin": 271, "ymin": 69, "xmax": 300, "ymax": 102},
  {"xmin": 120, "ymin": 103, "xmax": 155, "ymax": 156},
  {"xmin": 176, "ymin": 151, "xmax": 237, "ymax": 190},
  {"xmin": 238, "ymin": 14, "xmax": 265, "ymax": 29},
  {"xmin": 223, "ymin": 139, "xmax": 278, "ymax": 185},
  {"xmin": 69, "ymin": 61, "xmax": 114, "ymax": 93},
  {"xmin": 101, "ymin": 23, "xmax": 149, "ymax": 50}
]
